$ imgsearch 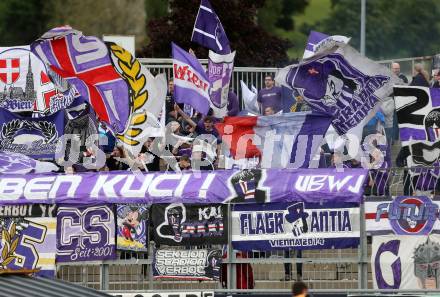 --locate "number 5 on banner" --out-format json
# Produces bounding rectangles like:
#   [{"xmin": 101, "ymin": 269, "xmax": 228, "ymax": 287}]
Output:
[{"xmin": 12, "ymin": 223, "xmax": 46, "ymax": 270}]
